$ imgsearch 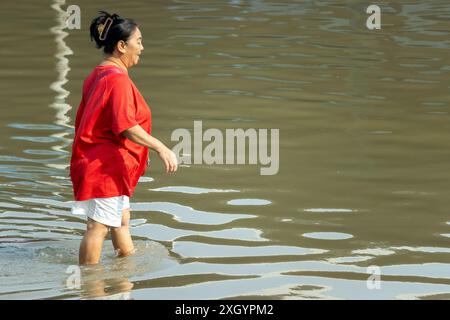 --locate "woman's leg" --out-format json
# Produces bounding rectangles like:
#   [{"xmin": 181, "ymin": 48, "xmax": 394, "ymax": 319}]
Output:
[
  {"xmin": 79, "ymin": 218, "xmax": 109, "ymax": 265},
  {"xmin": 111, "ymin": 208, "xmax": 135, "ymax": 257}
]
